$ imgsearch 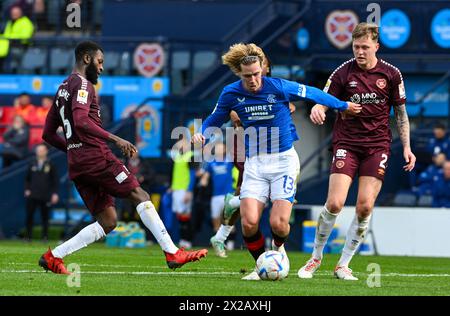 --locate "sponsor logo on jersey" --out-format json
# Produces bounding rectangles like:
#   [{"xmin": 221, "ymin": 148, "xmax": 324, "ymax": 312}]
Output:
[
  {"xmin": 67, "ymin": 143, "xmax": 83, "ymax": 150},
  {"xmin": 376, "ymin": 78, "xmax": 387, "ymax": 89},
  {"xmin": 378, "ymin": 168, "xmax": 385, "ymax": 176},
  {"xmin": 351, "ymin": 92, "xmax": 386, "ymax": 104},
  {"xmin": 237, "ymin": 97, "xmax": 246, "ymax": 104},
  {"xmin": 77, "ymin": 89, "xmax": 89, "ymax": 104},
  {"xmin": 336, "ymin": 149, "xmax": 347, "ymax": 159}
]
